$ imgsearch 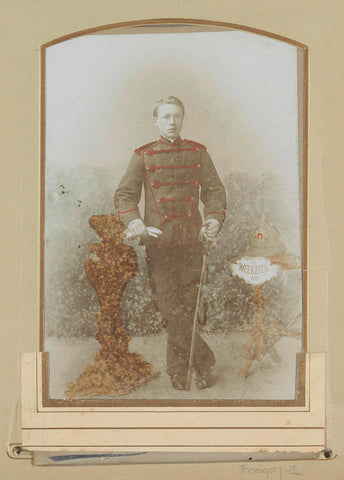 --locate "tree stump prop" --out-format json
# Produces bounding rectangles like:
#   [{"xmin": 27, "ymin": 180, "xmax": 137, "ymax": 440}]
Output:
[{"xmin": 65, "ymin": 214, "xmax": 159, "ymax": 398}]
